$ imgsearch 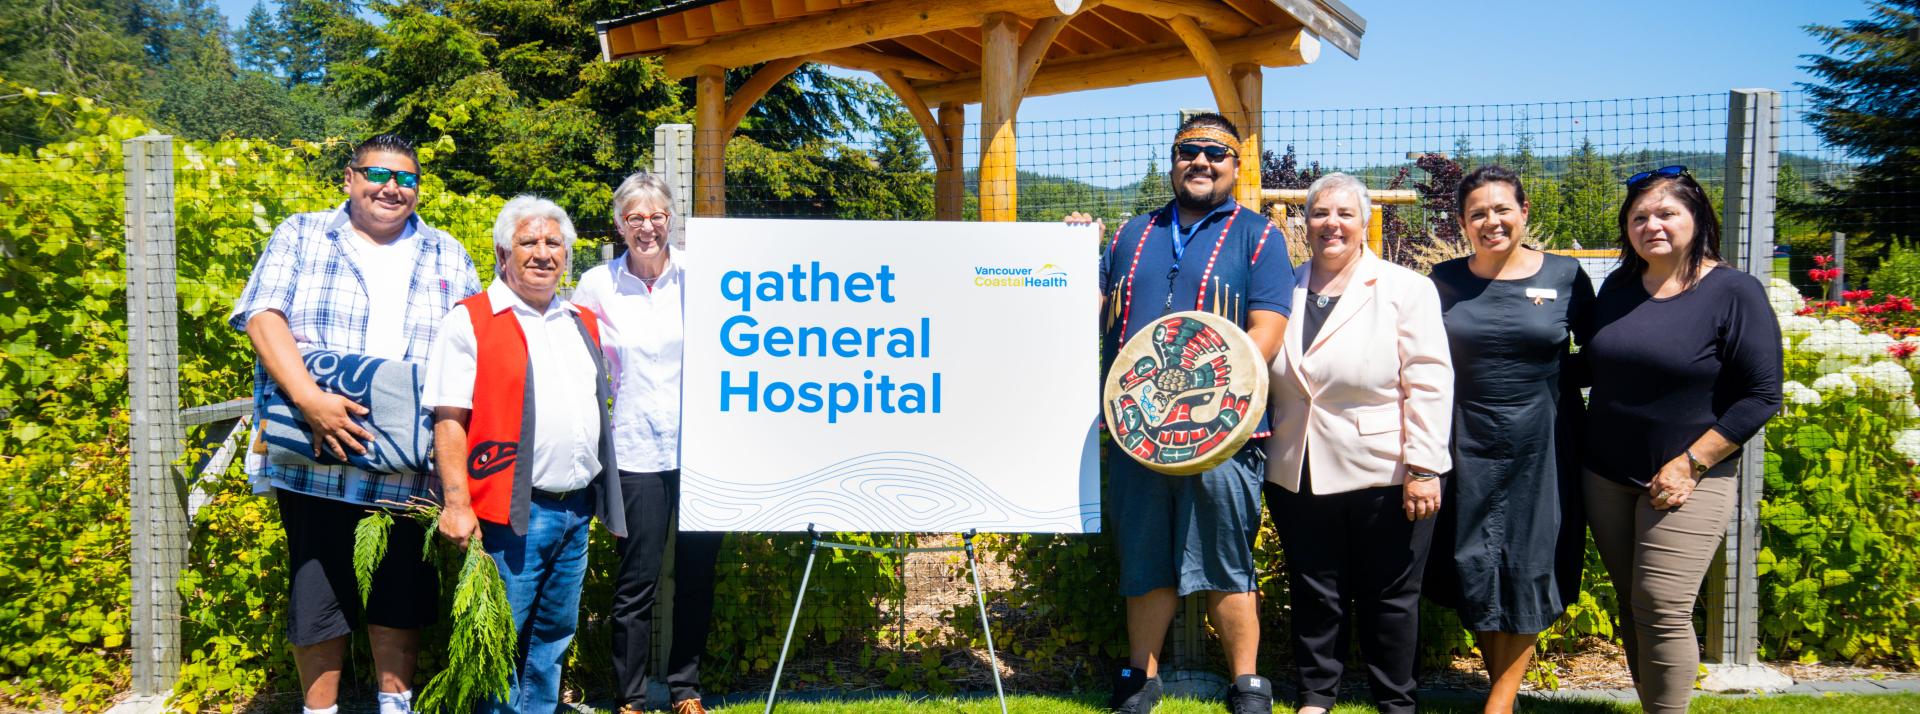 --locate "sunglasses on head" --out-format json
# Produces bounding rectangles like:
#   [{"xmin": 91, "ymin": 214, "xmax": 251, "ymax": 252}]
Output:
[
  {"xmin": 352, "ymin": 165, "xmax": 421, "ymax": 189},
  {"xmin": 1624, "ymin": 165, "xmax": 1687, "ymax": 188},
  {"xmin": 1175, "ymin": 142, "xmax": 1237, "ymax": 162}
]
